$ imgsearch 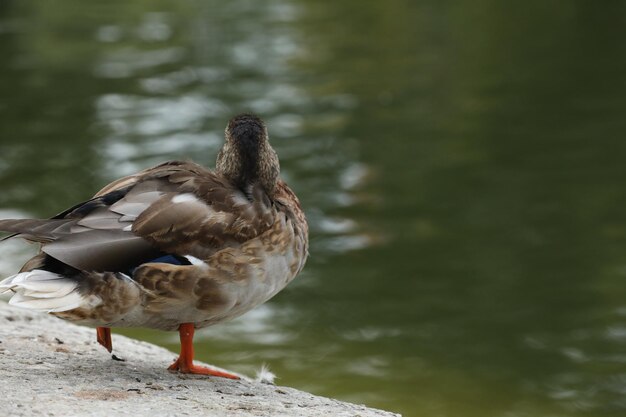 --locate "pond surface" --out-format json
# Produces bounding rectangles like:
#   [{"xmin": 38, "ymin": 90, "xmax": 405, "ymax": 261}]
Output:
[{"xmin": 2, "ymin": 1, "xmax": 626, "ymax": 416}]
